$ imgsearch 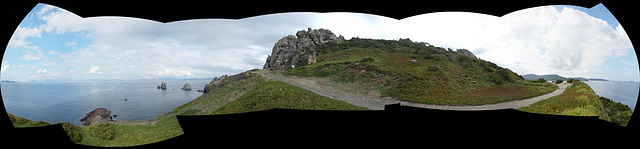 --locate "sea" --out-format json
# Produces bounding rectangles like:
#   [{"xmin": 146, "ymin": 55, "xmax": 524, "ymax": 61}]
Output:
[
  {"xmin": 584, "ymin": 80, "xmax": 638, "ymax": 111},
  {"xmin": 1, "ymin": 79, "xmax": 211, "ymax": 125}
]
